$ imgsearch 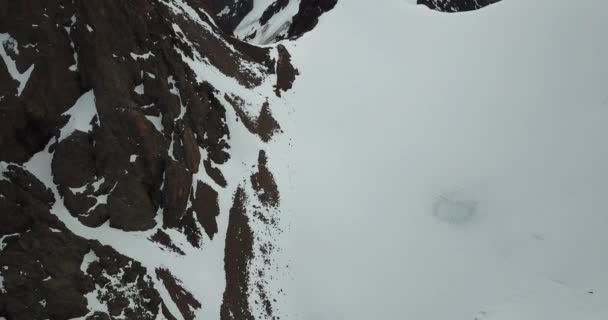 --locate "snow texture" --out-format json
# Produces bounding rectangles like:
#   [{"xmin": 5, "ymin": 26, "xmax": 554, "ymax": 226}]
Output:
[
  {"xmin": 58, "ymin": 90, "xmax": 98, "ymax": 142},
  {"xmin": 288, "ymin": 0, "xmax": 608, "ymax": 319}
]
